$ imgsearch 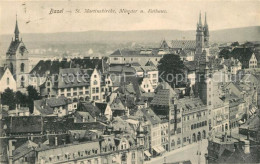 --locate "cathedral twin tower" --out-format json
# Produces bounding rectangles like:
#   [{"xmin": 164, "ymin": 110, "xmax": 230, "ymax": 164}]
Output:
[{"xmin": 195, "ymin": 12, "xmax": 210, "ymax": 63}]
